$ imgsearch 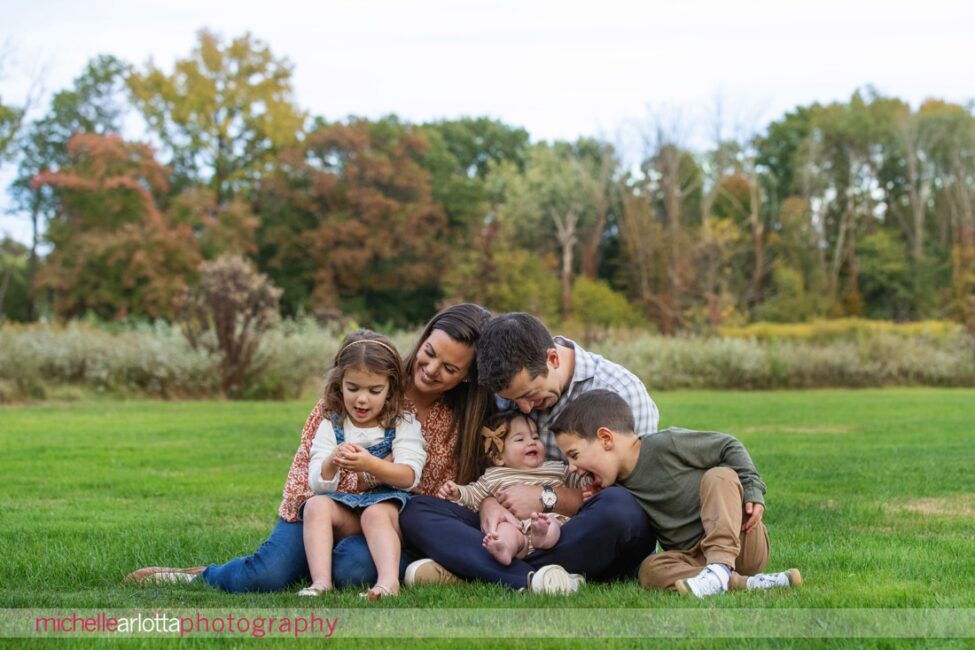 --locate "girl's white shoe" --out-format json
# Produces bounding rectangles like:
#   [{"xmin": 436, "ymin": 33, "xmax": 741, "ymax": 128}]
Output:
[{"xmin": 296, "ymin": 584, "xmax": 329, "ymax": 597}]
